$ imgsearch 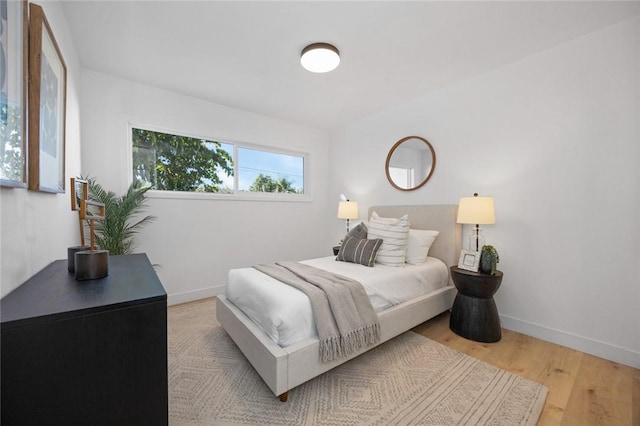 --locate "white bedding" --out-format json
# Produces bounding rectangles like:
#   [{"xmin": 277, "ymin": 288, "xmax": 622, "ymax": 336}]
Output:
[{"xmin": 225, "ymin": 256, "xmax": 449, "ymax": 347}]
